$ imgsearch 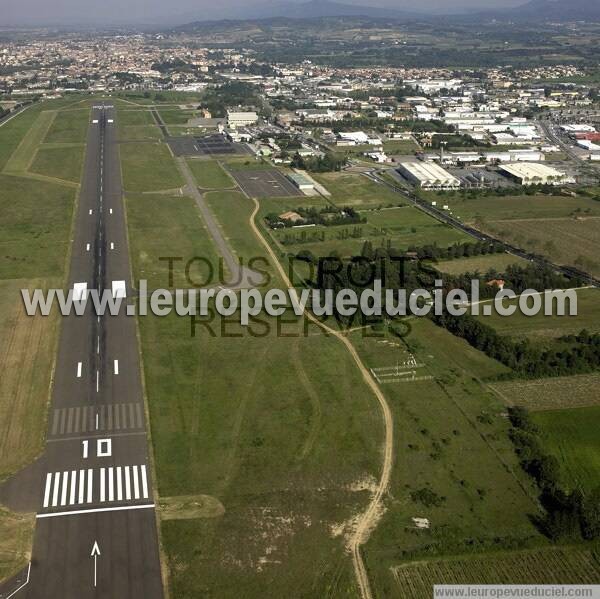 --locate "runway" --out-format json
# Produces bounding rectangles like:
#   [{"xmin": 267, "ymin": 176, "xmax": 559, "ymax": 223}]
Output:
[{"xmin": 0, "ymin": 105, "xmax": 164, "ymax": 598}]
